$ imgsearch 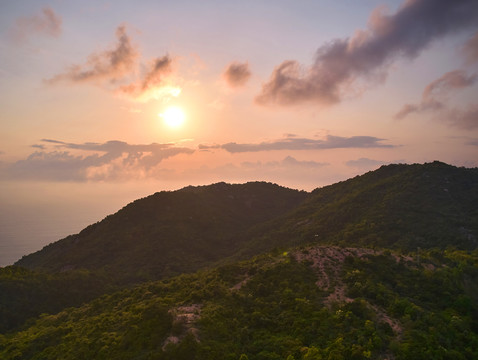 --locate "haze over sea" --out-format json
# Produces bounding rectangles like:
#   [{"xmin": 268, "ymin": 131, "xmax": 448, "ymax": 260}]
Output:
[{"xmin": 0, "ymin": 182, "xmax": 163, "ymax": 266}]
